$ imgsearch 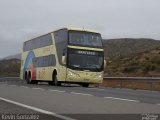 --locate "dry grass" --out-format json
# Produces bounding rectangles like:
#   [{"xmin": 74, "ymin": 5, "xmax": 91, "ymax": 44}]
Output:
[{"xmin": 105, "ymin": 47, "xmax": 160, "ymax": 77}]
